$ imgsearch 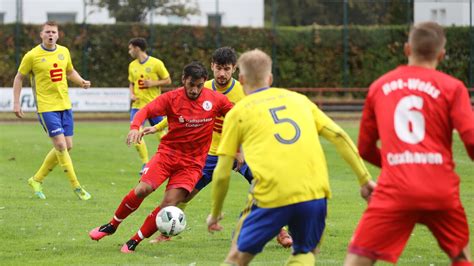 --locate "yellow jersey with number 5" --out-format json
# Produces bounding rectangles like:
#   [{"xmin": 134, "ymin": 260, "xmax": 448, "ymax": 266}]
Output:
[
  {"xmin": 204, "ymin": 78, "xmax": 246, "ymax": 155},
  {"xmin": 217, "ymin": 87, "xmax": 333, "ymax": 208},
  {"xmin": 18, "ymin": 44, "xmax": 74, "ymax": 113}
]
